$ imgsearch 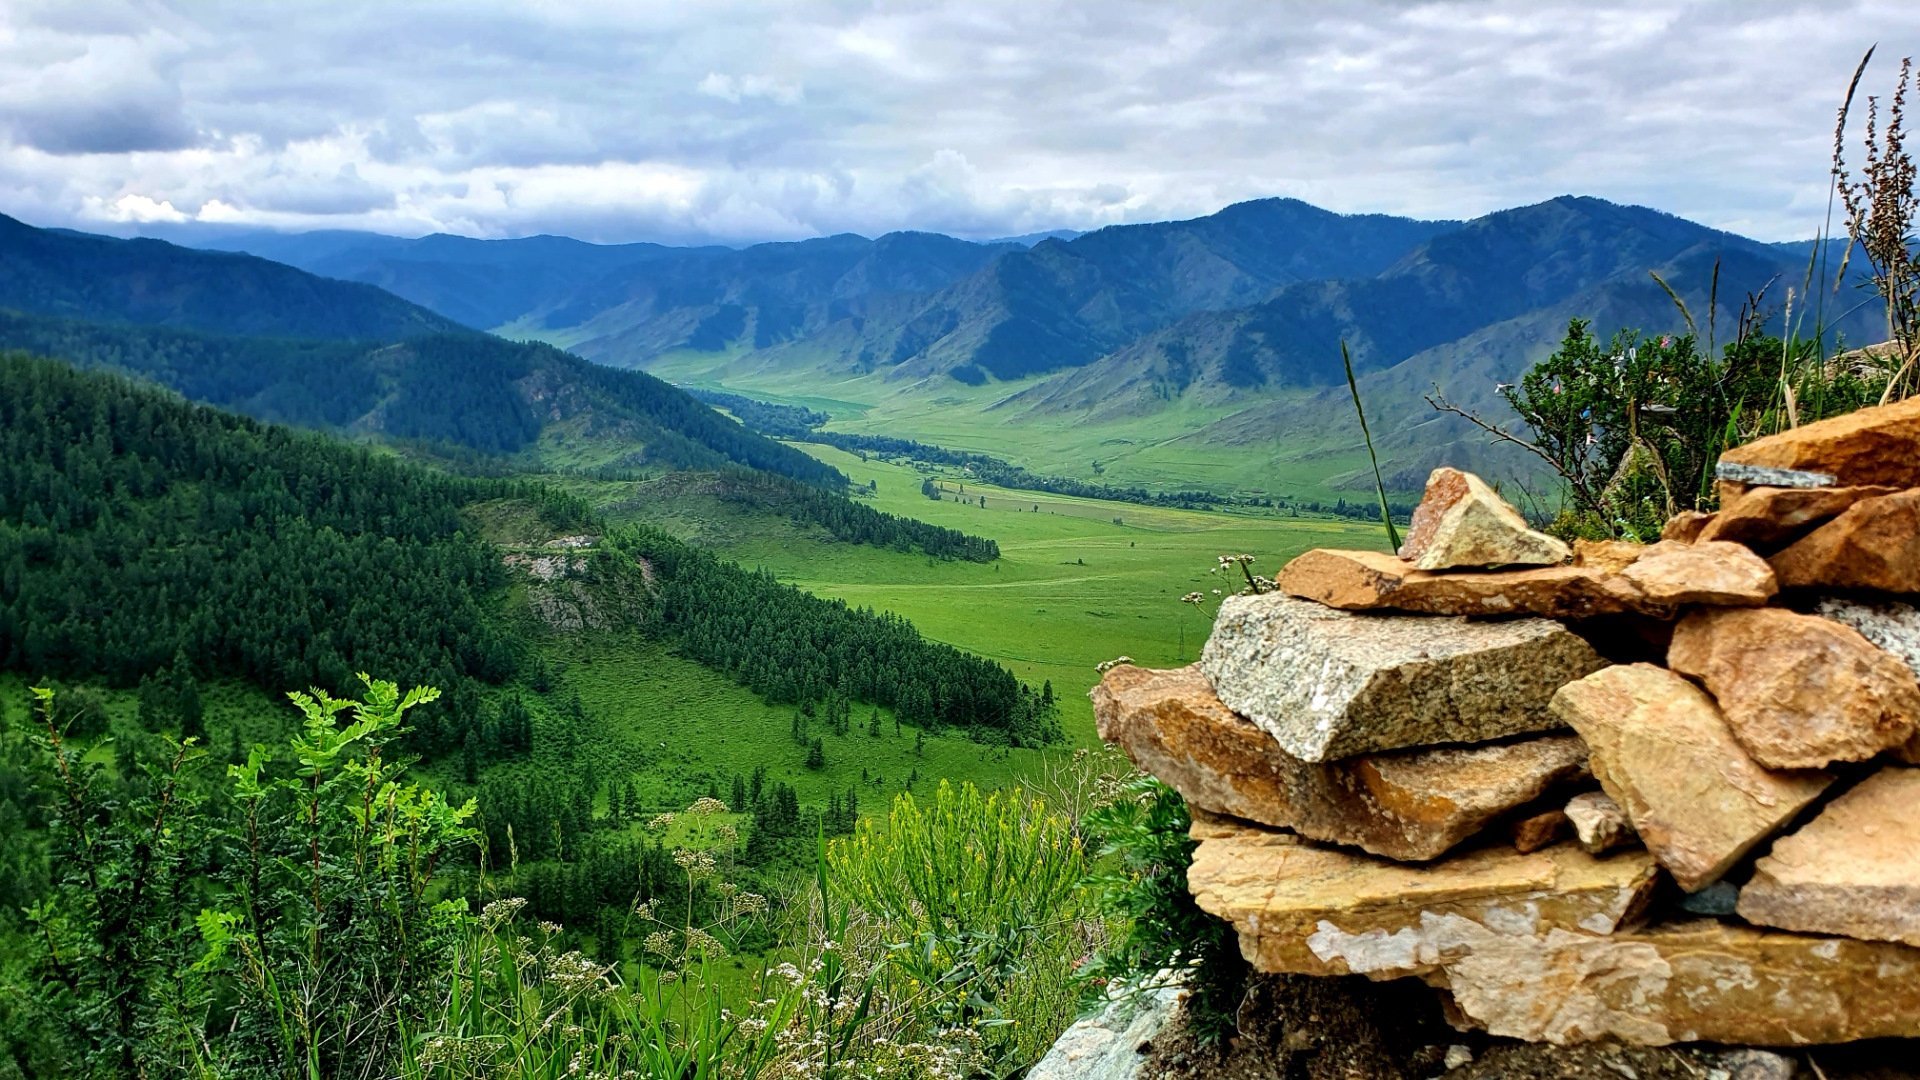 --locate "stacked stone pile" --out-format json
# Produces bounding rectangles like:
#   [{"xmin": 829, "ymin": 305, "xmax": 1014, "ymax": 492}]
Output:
[{"xmin": 1094, "ymin": 396, "xmax": 1920, "ymax": 1048}]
